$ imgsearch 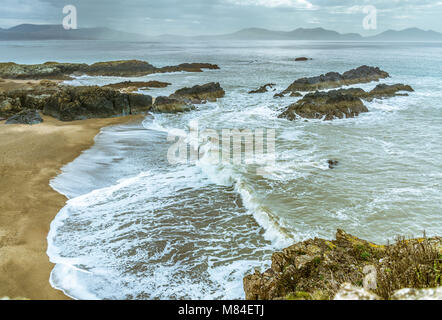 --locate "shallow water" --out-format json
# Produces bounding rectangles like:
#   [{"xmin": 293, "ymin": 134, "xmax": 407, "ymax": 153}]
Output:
[{"xmin": 2, "ymin": 40, "xmax": 441, "ymax": 299}]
